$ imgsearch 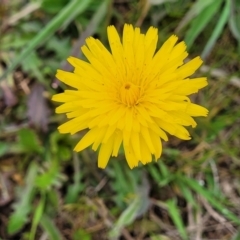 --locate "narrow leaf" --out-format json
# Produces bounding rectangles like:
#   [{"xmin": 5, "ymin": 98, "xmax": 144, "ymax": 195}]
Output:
[
  {"xmin": 30, "ymin": 194, "xmax": 46, "ymax": 240},
  {"xmin": 229, "ymin": 0, "xmax": 240, "ymax": 54},
  {"xmin": 167, "ymin": 199, "xmax": 188, "ymax": 240},
  {"xmin": 184, "ymin": 0, "xmax": 223, "ymax": 49},
  {"xmin": 201, "ymin": 0, "xmax": 230, "ymax": 59},
  {"xmin": 176, "ymin": 0, "xmax": 215, "ymax": 33}
]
